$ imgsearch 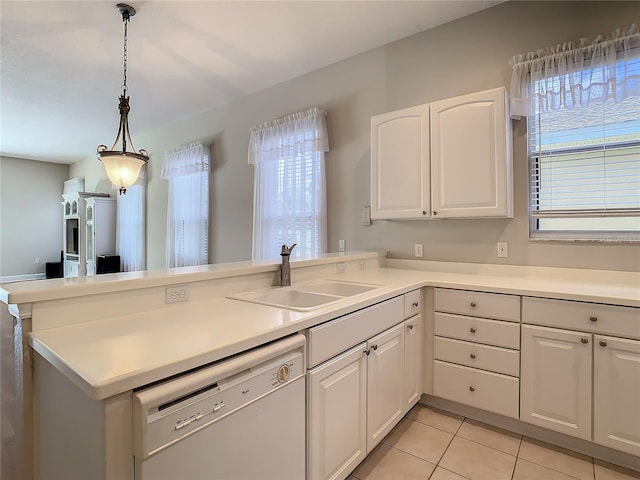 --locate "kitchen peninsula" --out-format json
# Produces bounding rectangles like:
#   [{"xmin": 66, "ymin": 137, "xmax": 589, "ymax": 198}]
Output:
[{"xmin": 1, "ymin": 251, "xmax": 639, "ymax": 479}]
